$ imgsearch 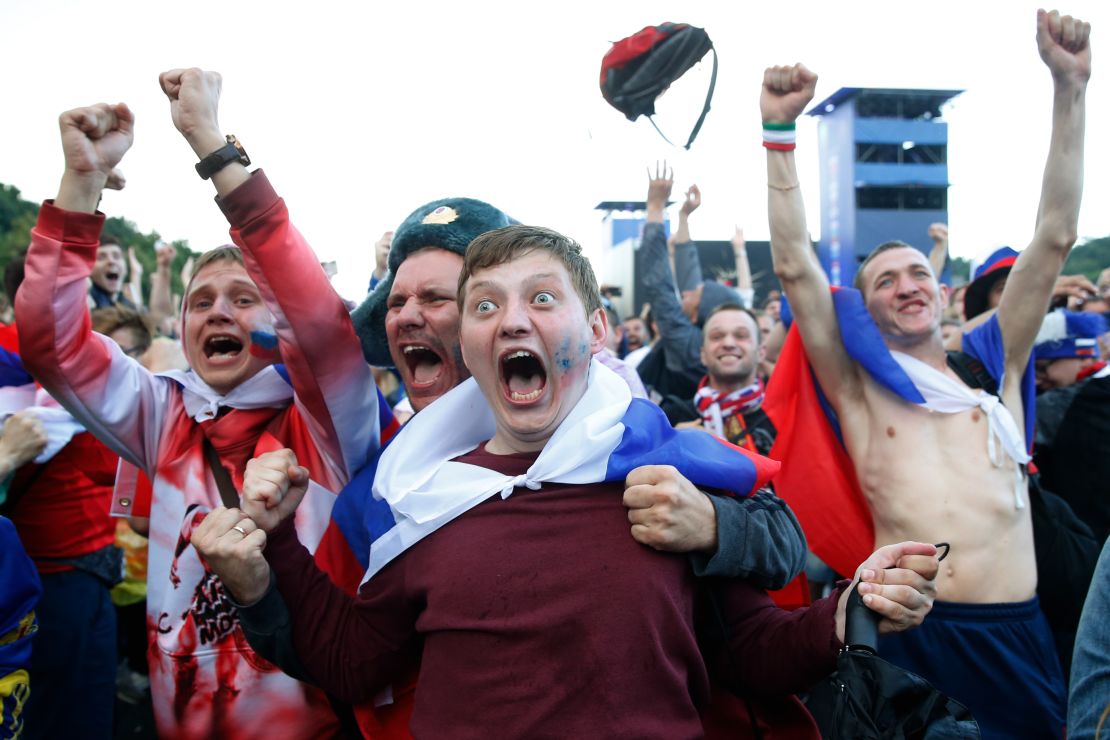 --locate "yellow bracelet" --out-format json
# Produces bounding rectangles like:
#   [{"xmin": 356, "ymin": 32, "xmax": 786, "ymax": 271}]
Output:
[{"xmin": 767, "ymin": 182, "xmax": 801, "ymax": 192}]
